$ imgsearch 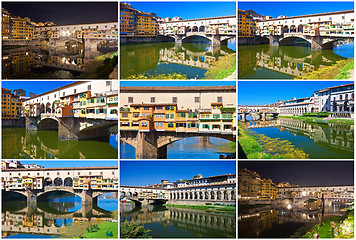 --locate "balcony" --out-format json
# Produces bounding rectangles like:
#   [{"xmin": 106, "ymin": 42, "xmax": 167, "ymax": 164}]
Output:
[{"xmin": 199, "ymin": 108, "xmax": 211, "ymax": 113}]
